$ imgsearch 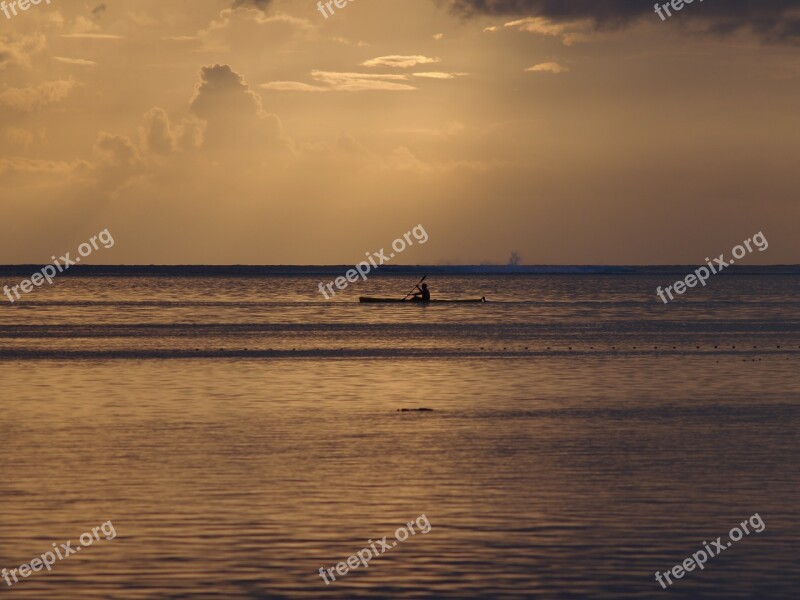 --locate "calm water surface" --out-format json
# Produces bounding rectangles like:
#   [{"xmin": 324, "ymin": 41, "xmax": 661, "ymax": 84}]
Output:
[{"xmin": 1, "ymin": 273, "xmax": 798, "ymax": 598}]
